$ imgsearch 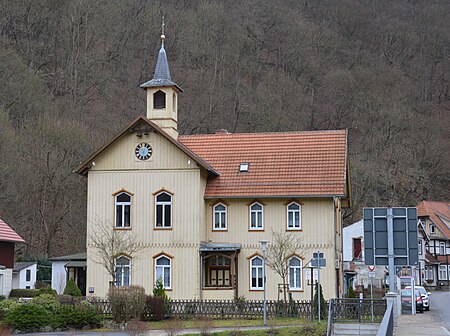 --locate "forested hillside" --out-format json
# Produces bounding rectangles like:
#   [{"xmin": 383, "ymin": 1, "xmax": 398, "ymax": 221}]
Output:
[{"xmin": 0, "ymin": 0, "xmax": 448, "ymax": 258}]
